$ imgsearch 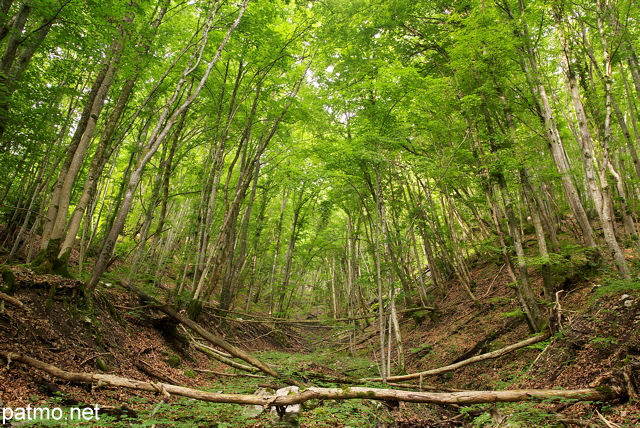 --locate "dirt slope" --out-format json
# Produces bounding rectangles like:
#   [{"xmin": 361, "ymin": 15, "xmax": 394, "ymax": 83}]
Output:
[{"xmin": 0, "ymin": 266, "xmax": 297, "ymax": 412}]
